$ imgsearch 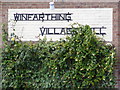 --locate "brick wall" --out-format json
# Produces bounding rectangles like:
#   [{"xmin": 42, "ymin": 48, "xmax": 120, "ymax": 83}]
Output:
[
  {"xmin": 116, "ymin": 1, "xmax": 120, "ymax": 88},
  {"xmin": 0, "ymin": 1, "xmax": 2, "ymax": 88},
  {"xmin": 1, "ymin": 0, "xmax": 120, "ymax": 2},
  {"xmin": 1, "ymin": 0, "xmax": 120, "ymax": 88},
  {"xmin": 0, "ymin": 1, "xmax": 2, "ymax": 47}
]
